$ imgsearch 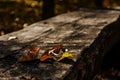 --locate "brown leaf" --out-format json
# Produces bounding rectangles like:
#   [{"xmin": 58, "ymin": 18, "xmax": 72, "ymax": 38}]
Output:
[
  {"xmin": 18, "ymin": 45, "xmax": 40, "ymax": 62},
  {"xmin": 40, "ymin": 45, "xmax": 64, "ymax": 61}
]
